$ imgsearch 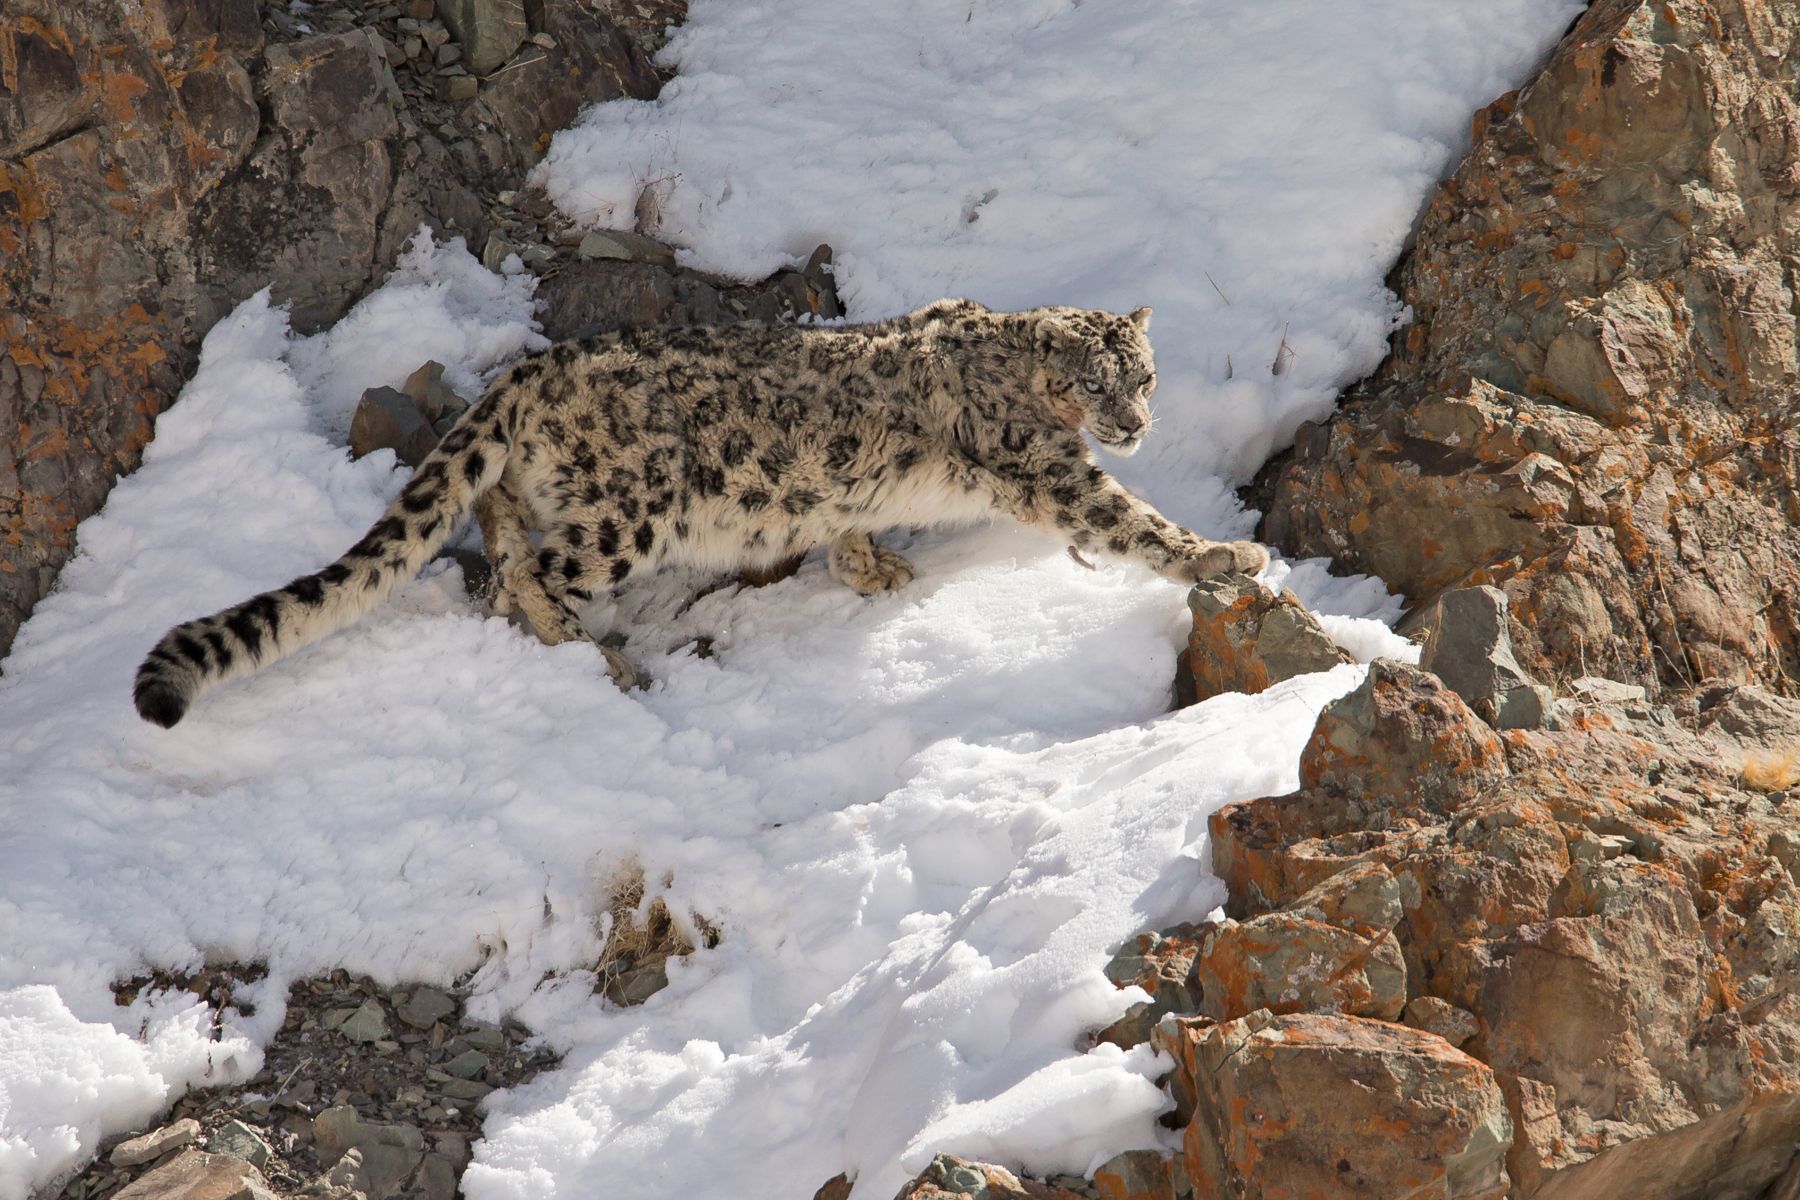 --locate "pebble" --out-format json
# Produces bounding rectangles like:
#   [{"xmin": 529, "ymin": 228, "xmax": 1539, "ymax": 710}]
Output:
[
  {"xmin": 458, "ymin": 1025, "xmax": 506, "ymax": 1053},
  {"xmin": 396, "ymin": 984, "xmax": 458, "ymax": 1029},
  {"xmin": 210, "ymin": 1119, "xmax": 274, "ymax": 1169},
  {"xmin": 337, "ymin": 999, "xmax": 390, "ymax": 1044},
  {"xmin": 443, "ymin": 1049, "xmax": 489, "ymax": 1079},
  {"xmin": 110, "ymin": 1118, "xmax": 200, "ymax": 1167}
]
